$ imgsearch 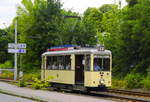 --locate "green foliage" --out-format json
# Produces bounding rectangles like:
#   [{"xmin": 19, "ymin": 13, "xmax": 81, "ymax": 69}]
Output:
[
  {"xmin": 83, "ymin": 7, "xmax": 101, "ymax": 44},
  {"xmin": 142, "ymin": 74, "xmax": 150, "ymax": 90},
  {"xmin": 15, "ymin": 0, "xmax": 62, "ymax": 71},
  {"xmin": 82, "ymin": 0, "xmax": 150, "ymax": 78},
  {"xmin": 22, "ymin": 72, "xmax": 40, "ymax": 82},
  {"xmin": 124, "ymin": 73, "xmax": 143, "ymax": 89},
  {"xmin": 0, "ymin": 70, "xmax": 14, "ymax": 79},
  {"xmin": 126, "ymin": 0, "xmax": 138, "ymax": 7},
  {"xmin": 0, "ymin": 61, "xmax": 13, "ymax": 68},
  {"xmin": 18, "ymin": 79, "xmax": 27, "ymax": 87},
  {"xmin": 113, "ymin": 0, "xmax": 150, "ymax": 76},
  {"xmin": 112, "ymin": 78, "xmax": 127, "ymax": 89},
  {"xmin": 31, "ymin": 78, "xmax": 50, "ymax": 89},
  {"xmin": 112, "ymin": 74, "xmax": 150, "ymax": 90},
  {"xmin": 0, "ymin": 29, "xmax": 13, "ymax": 64},
  {"xmin": 17, "ymin": 71, "xmax": 51, "ymax": 88},
  {"xmin": 13, "ymin": 0, "xmax": 97, "ymax": 72},
  {"xmin": 99, "ymin": 4, "xmax": 121, "ymax": 47}
]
